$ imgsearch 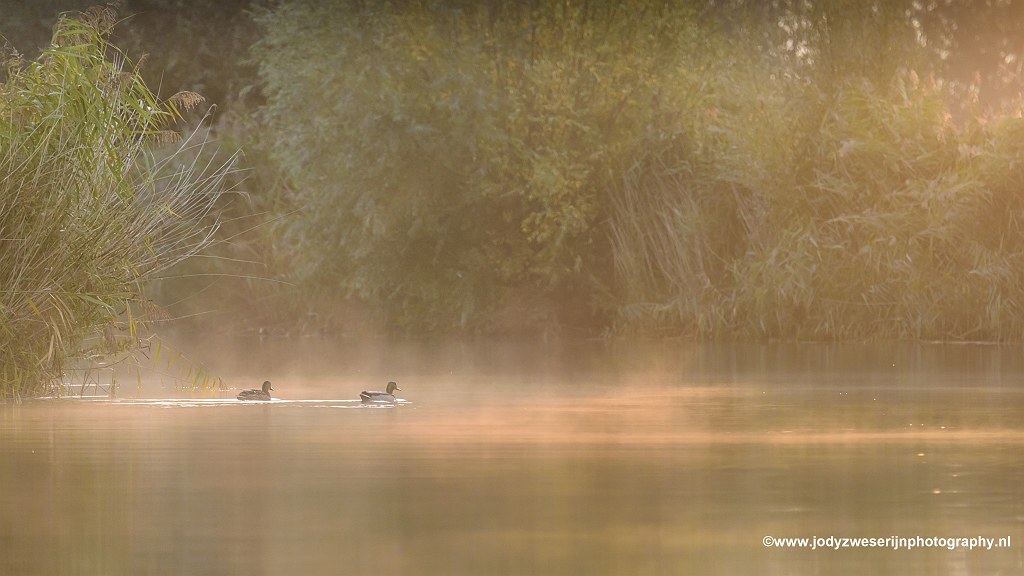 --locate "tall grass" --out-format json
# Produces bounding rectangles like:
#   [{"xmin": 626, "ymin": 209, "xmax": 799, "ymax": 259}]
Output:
[
  {"xmin": 0, "ymin": 7, "xmax": 234, "ymax": 400},
  {"xmin": 610, "ymin": 60, "xmax": 1024, "ymax": 340}
]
